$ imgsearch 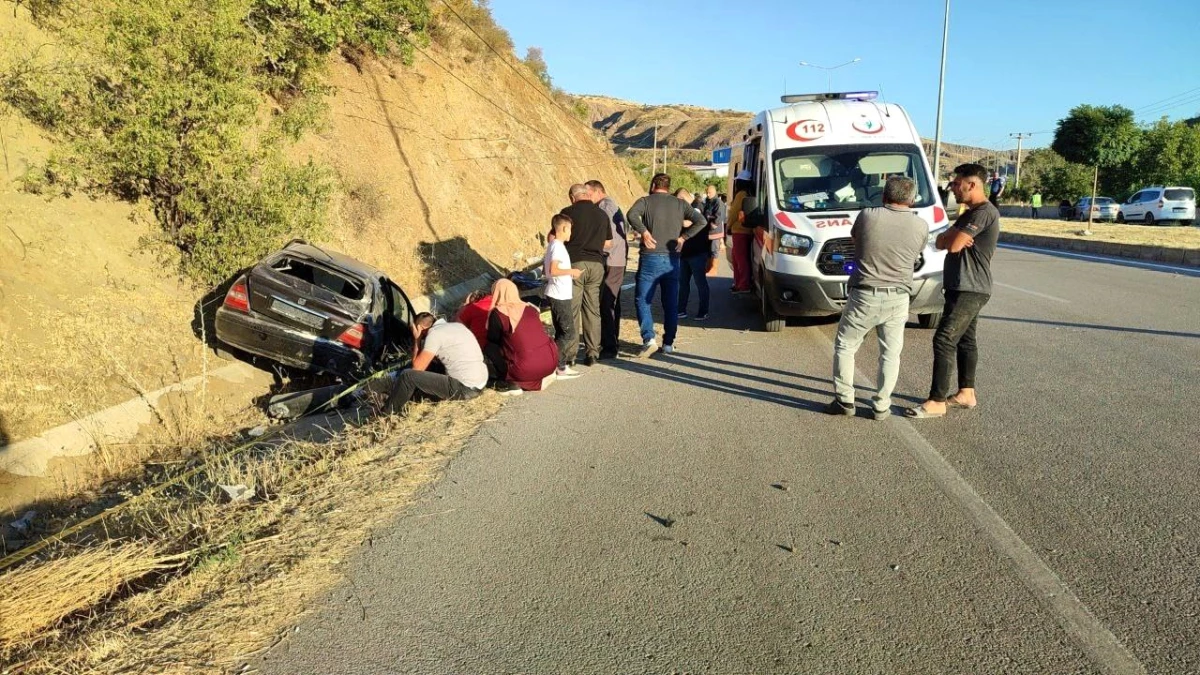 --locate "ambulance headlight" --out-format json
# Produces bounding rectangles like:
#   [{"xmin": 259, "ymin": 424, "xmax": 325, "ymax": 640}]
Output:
[
  {"xmin": 778, "ymin": 233, "xmax": 813, "ymax": 256},
  {"xmin": 927, "ymin": 225, "xmax": 949, "ymax": 250}
]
